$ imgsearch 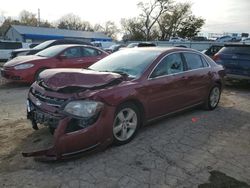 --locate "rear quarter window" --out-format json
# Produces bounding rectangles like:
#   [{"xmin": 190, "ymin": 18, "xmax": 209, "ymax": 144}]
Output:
[
  {"xmin": 183, "ymin": 53, "xmax": 206, "ymax": 70},
  {"xmin": 82, "ymin": 47, "xmax": 102, "ymax": 57}
]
